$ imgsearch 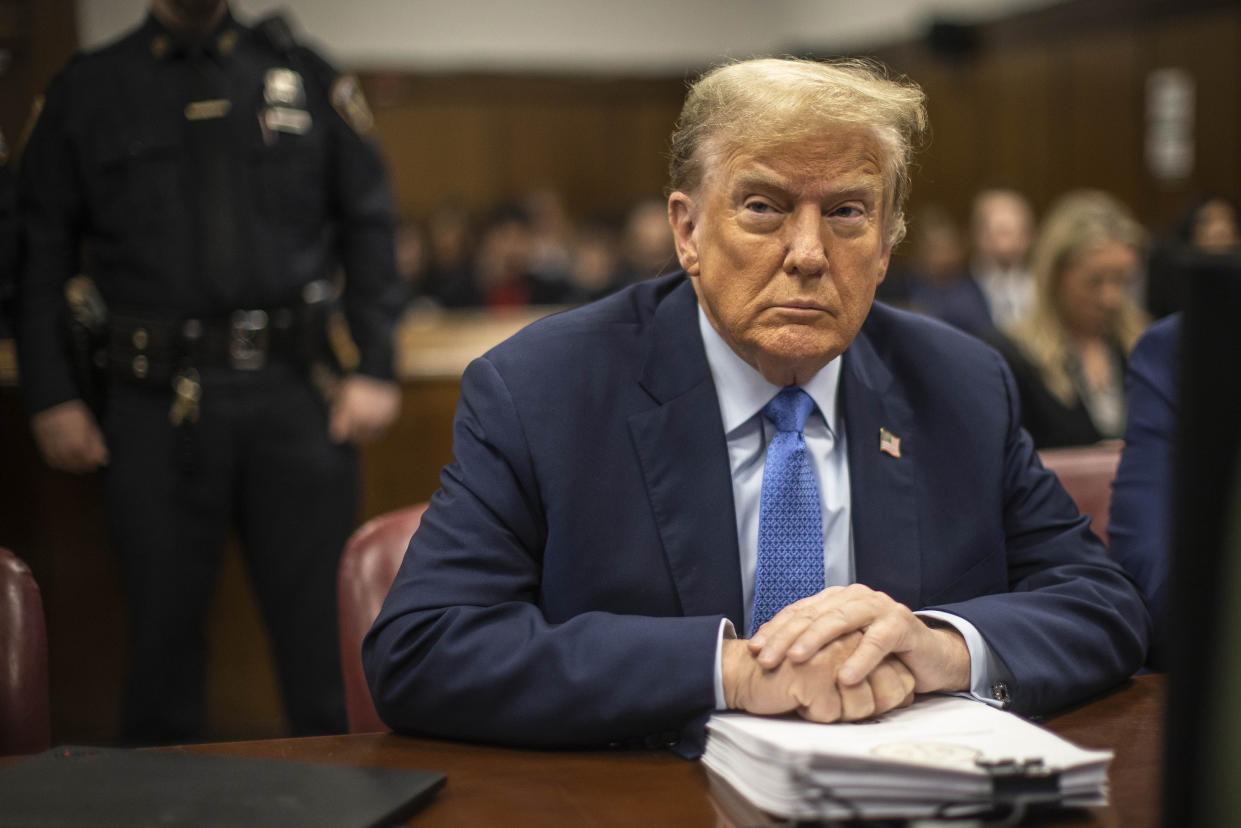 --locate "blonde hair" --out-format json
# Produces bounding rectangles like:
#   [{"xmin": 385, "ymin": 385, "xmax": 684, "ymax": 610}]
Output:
[
  {"xmin": 1007, "ymin": 190, "xmax": 1149, "ymax": 405},
  {"xmin": 667, "ymin": 57, "xmax": 927, "ymax": 247}
]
